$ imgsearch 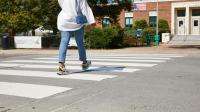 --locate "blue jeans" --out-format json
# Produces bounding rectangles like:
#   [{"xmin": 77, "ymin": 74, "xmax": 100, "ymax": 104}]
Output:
[{"xmin": 59, "ymin": 27, "xmax": 86, "ymax": 63}]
